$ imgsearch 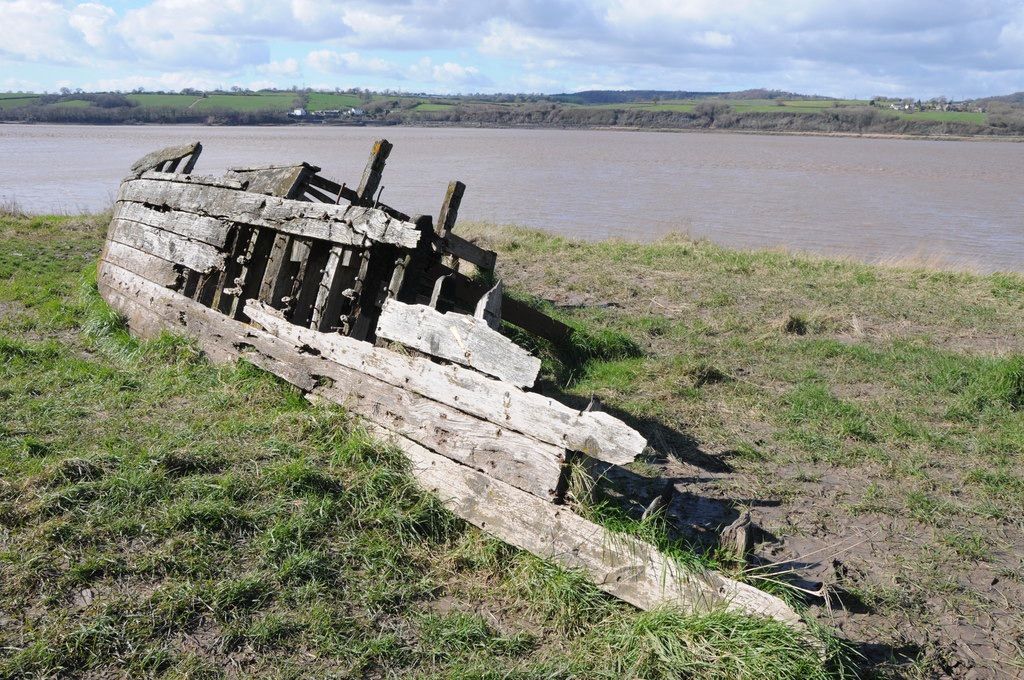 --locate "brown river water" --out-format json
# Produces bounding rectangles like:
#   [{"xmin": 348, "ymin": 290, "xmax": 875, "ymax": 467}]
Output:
[{"xmin": 2, "ymin": 124, "xmax": 1022, "ymax": 271}]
